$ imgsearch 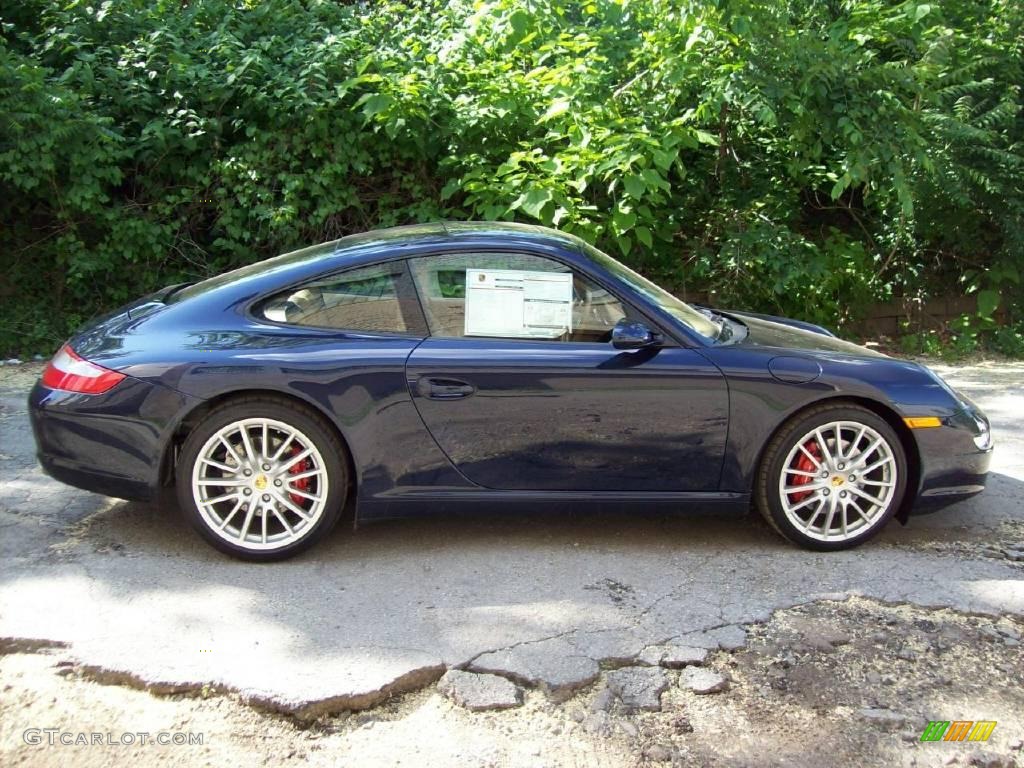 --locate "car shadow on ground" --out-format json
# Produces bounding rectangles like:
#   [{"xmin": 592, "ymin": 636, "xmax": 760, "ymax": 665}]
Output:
[{"xmin": 68, "ymin": 469, "xmax": 1023, "ymax": 562}]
